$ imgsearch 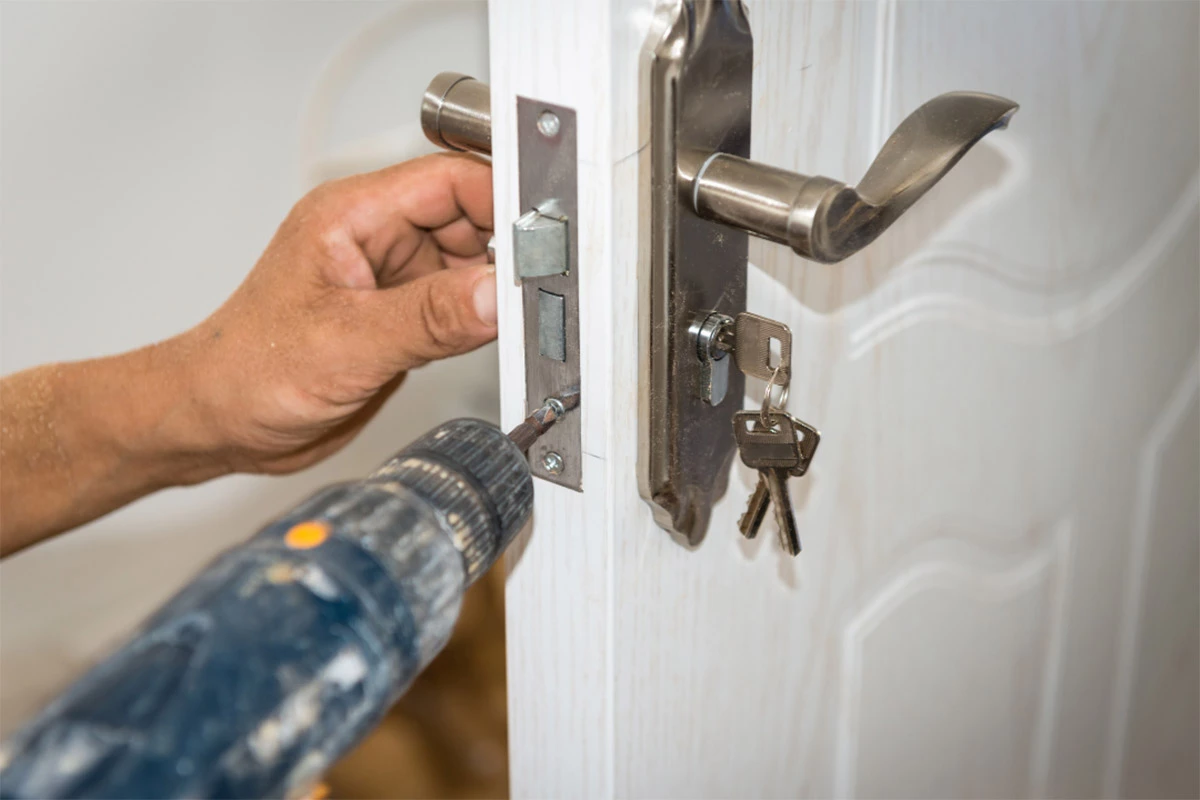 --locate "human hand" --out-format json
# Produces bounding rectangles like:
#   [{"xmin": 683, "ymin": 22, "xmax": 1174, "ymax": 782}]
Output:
[
  {"xmin": 178, "ymin": 152, "xmax": 496, "ymax": 475},
  {"xmin": 1, "ymin": 153, "xmax": 497, "ymax": 553}
]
